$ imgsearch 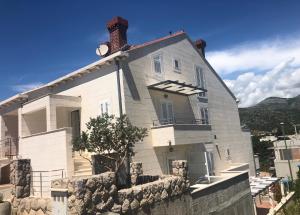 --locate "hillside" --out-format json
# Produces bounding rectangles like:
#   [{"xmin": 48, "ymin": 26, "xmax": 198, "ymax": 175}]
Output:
[{"xmin": 239, "ymin": 95, "xmax": 300, "ymax": 135}]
